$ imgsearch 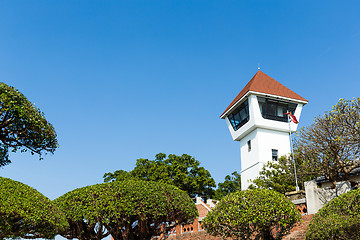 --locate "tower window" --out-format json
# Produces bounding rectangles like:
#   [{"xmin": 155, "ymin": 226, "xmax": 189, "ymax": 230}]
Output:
[
  {"xmin": 247, "ymin": 140, "xmax": 251, "ymax": 152},
  {"xmin": 228, "ymin": 99, "xmax": 249, "ymax": 131},
  {"xmin": 257, "ymin": 97, "xmax": 297, "ymax": 122},
  {"xmin": 272, "ymin": 149, "xmax": 278, "ymax": 161}
]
